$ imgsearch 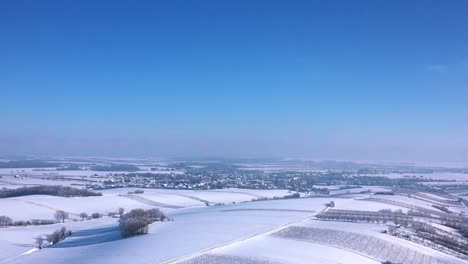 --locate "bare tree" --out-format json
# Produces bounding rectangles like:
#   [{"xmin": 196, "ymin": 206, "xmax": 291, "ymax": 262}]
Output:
[
  {"xmin": 59, "ymin": 227, "xmax": 66, "ymax": 237},
  {"xmin": 45, "ymin": 227, "xmax": 70, "ymax": 245},
  {"xmin": 0, "ymin": 215, "xmax": 12, "ymax": 227},
  {"xmin": 35, "ymin": 236, "xmax": 44, "ymax": 249},
  {"xmin": 118, "ymin": 208, "xmax": 125, "ymax": 216},
  {"xmin": 146, "ymin": 208, "xmax": 166, "ymax": 221},
  {"xmin": 46, "ymin": 231, "xmax": 61, "ymax": 245},
  {"xmin": 79, "ymin": 212, "xmax": 88, "ymax": 220},
  {"xmin": 54, "ymin": 210, "xmax": 68, "ymax": 223}
]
